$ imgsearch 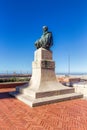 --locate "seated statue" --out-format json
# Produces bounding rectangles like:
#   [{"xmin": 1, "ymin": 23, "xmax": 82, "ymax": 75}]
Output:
[{"xmin": 35, "ymin": 26, "xmax": 53, "ymax": 50}]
